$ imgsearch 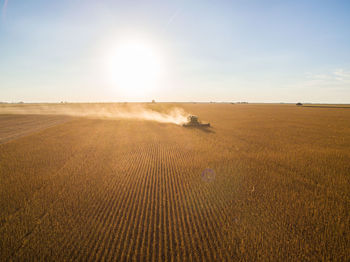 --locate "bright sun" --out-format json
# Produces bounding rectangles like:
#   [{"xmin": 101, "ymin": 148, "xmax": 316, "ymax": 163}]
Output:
[{"xmin": 108, "ymin": 39, "xmax": 164, "ymax": 98}]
